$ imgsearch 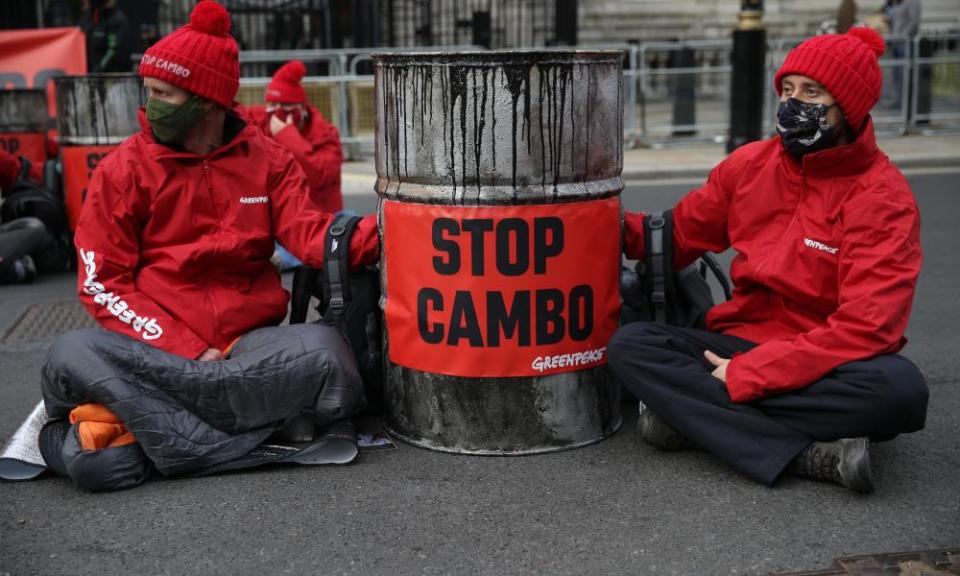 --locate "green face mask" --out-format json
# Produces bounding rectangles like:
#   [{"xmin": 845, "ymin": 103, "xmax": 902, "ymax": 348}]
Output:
[{"xmin": 146, "ymin": 94, "xmax": 207, "ymax": 145}]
